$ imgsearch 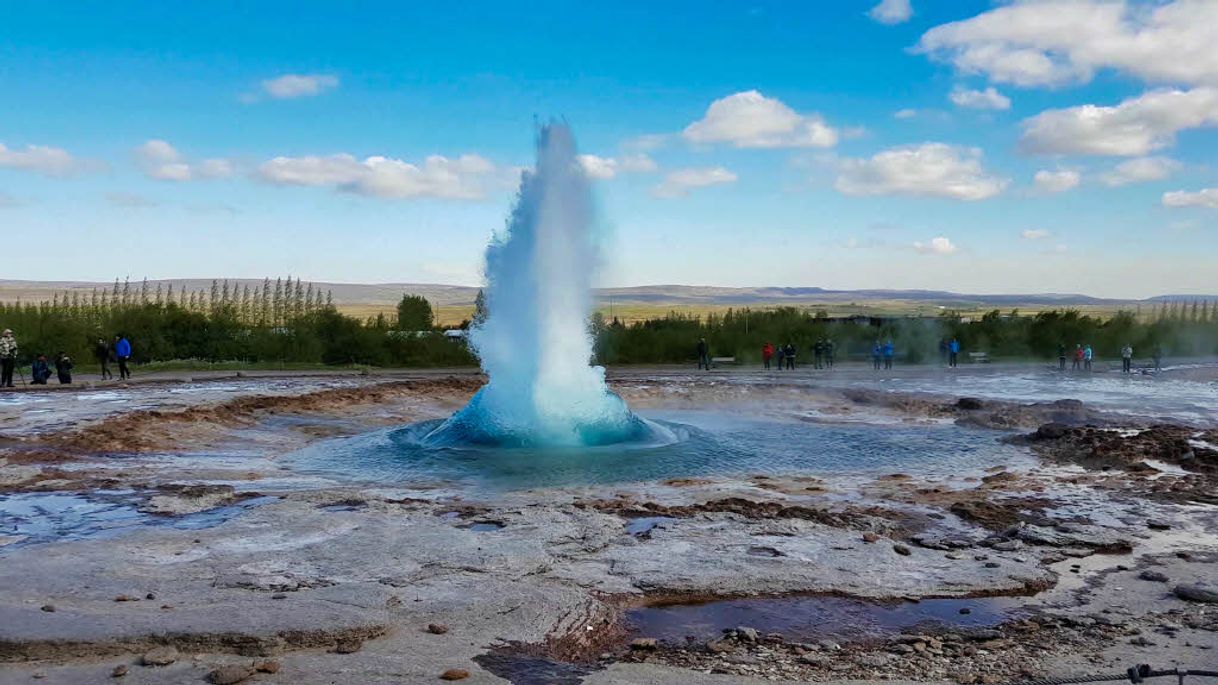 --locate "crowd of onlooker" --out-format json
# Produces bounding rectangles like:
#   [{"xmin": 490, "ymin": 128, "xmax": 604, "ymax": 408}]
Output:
[{"xmin": 0, "ymin": 328, "xmax": 133, "ymax": 388}]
